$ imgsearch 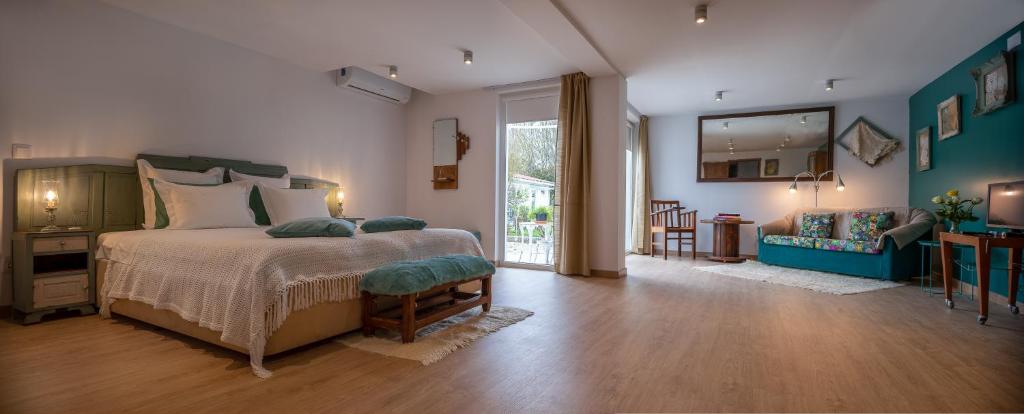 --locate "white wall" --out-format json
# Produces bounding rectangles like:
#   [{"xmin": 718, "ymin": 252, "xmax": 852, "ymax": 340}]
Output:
[
  {"xmin": 0, "ymin": 1, "xmax": 408, "ymax": 305},
  {"xmin": 648, "ymin": 94, "xmax": 910, "ymax": 255},
  {"xmin": 404, "ymin": 89, "xmax": 500, "ymax": 259},
  {"xmin": 588, "ymin": 75, "xmax": 628, "ymax": 274}
]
